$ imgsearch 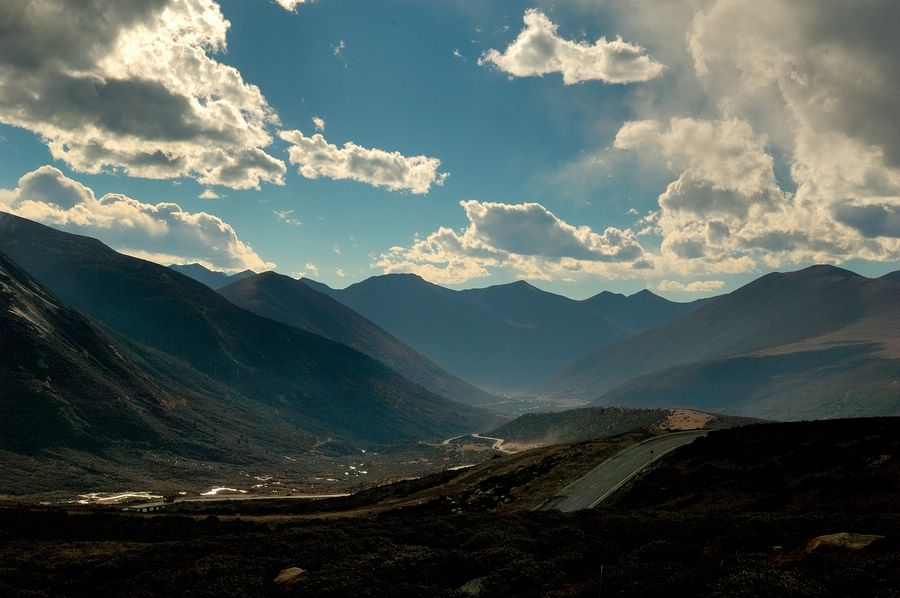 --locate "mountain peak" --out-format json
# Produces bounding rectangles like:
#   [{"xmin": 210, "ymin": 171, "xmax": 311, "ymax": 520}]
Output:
[
  {"xmin": 787, "ymin": 264, "xmax": 862, "ymax": 281},
  {"xmin": 629, "ymin": 289, "xmax": 662, "ymax": 300}
]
